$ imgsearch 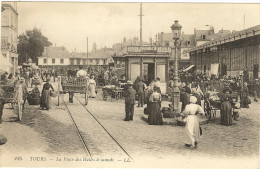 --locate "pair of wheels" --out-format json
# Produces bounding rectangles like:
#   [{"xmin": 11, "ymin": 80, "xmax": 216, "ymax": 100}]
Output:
[{"xmin": 12, "ymin": 102, "xmax": 23, "ymax": 121}]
